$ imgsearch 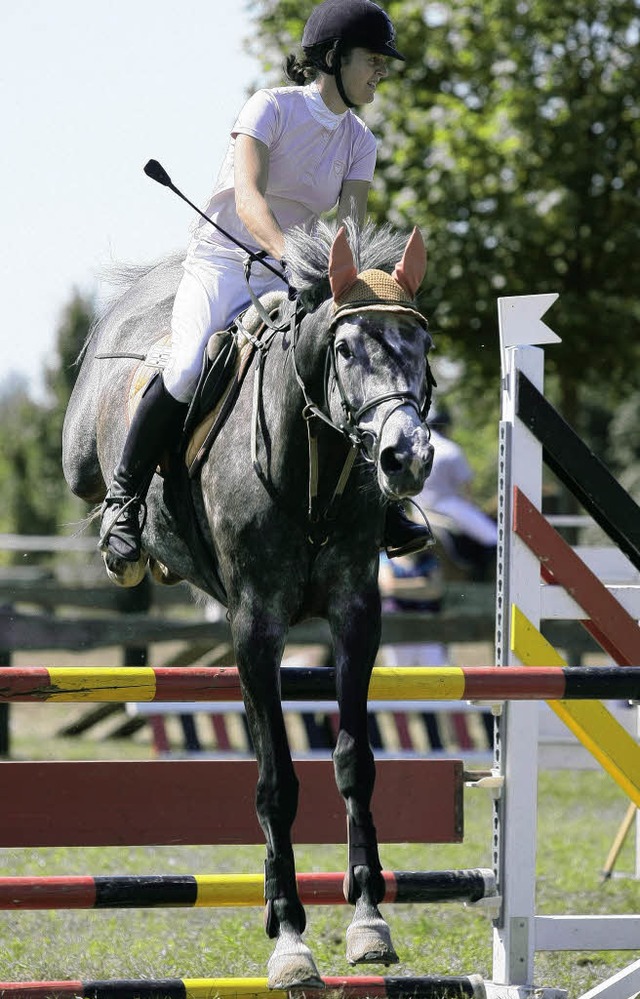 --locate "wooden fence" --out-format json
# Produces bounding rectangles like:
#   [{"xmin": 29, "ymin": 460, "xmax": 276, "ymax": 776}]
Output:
[{"xmin": 0, "ymin": 537, "xmax": 604, "ymax": 757}]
